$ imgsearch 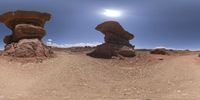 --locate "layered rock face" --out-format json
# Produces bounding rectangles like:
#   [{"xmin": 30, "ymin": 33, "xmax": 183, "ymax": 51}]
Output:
[
  {"xmin": 0, "ymin": 10, "xmax": 53, "ymax": 58},
  {"xmin": 4, "ymin": 24, "xmax": 46, "ymax": 45},
  {"xmin": 88, "ymin": 21, "xmax": 135, "ymax": 59}
]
